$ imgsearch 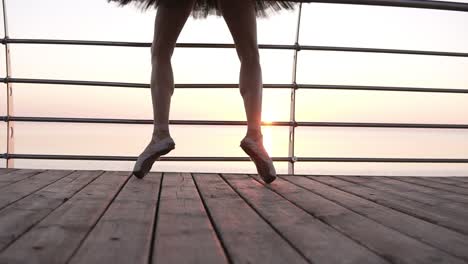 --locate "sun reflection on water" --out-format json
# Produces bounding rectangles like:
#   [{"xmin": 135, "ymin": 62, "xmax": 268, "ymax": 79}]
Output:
[{"xmin": 263, "ymin": 125, "xmax": 273, "ymax": 155}]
